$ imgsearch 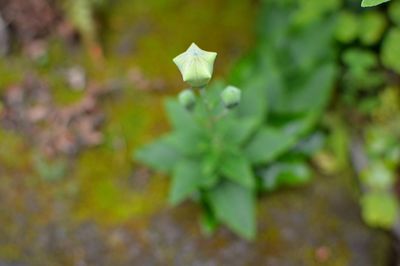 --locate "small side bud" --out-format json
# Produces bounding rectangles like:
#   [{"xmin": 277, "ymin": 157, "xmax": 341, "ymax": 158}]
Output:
[
  {"xmin": 221, "ymin": 86, "xmax": 241, "ymax": 109},
  {"xmin": 173, "ymin": 43, "xmax": 217, "ymax": 88},
  {"xmin": 178, "ymin": 89, "xmax": 196, "ymax": 111}
]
